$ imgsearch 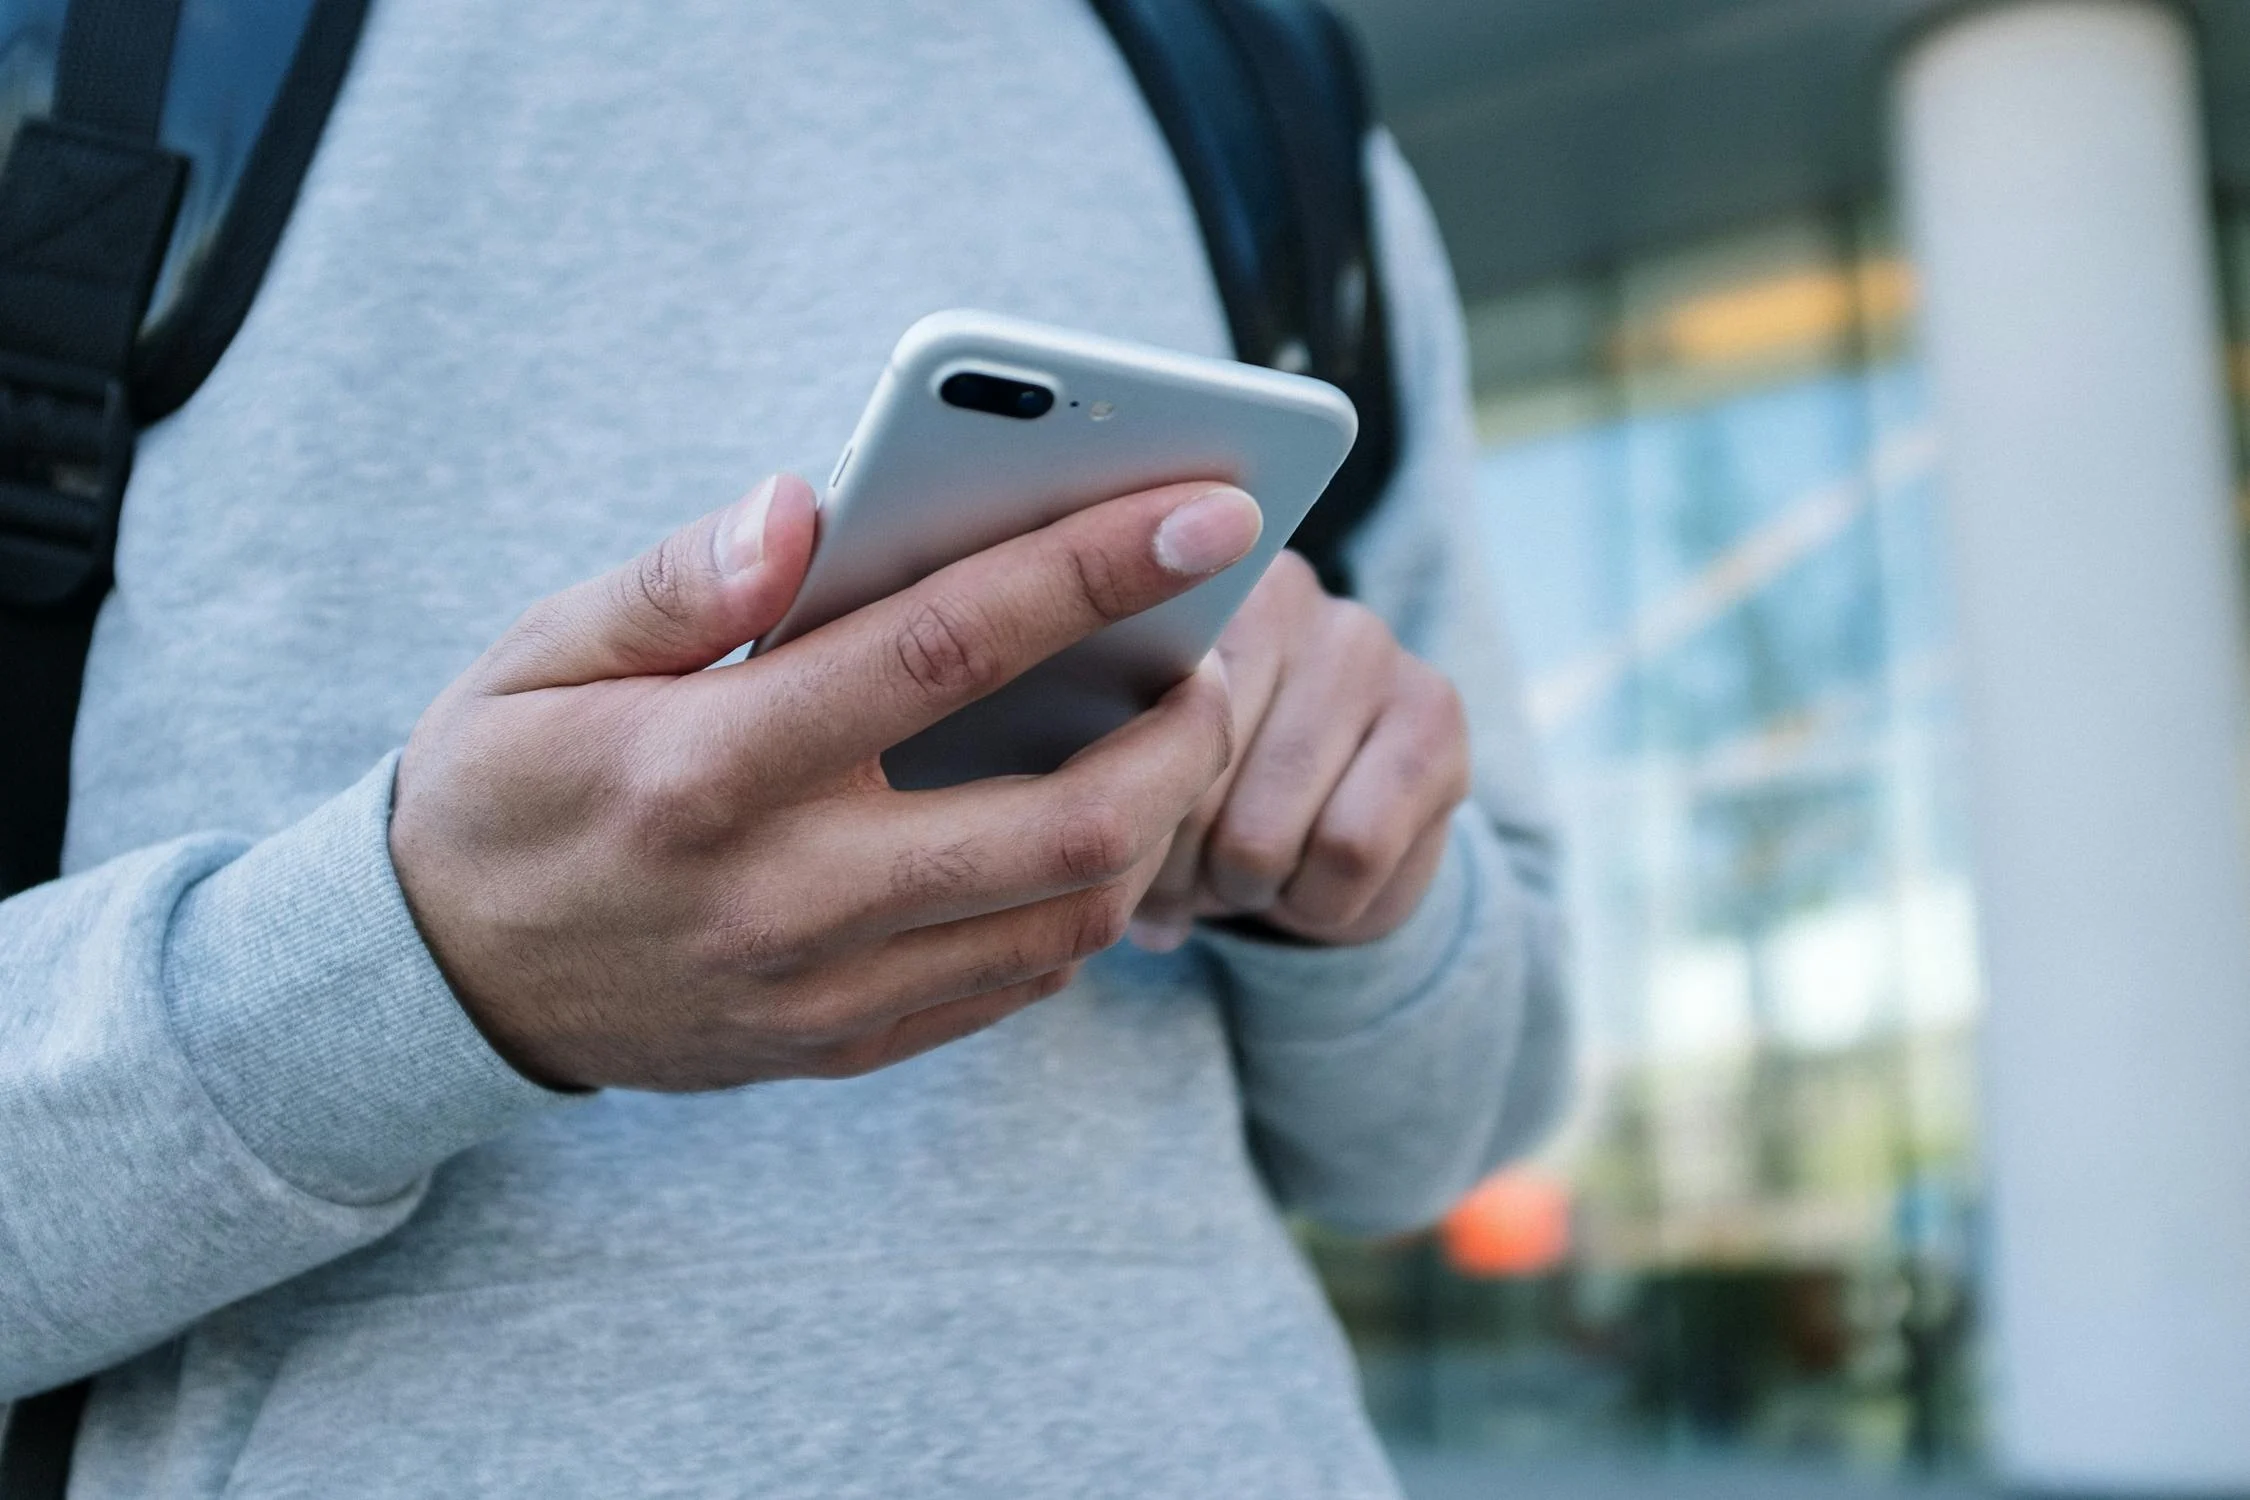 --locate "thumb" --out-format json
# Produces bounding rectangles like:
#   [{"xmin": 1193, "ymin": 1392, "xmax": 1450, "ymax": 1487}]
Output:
[{"xmin": 484, "ymin": 473, "xmax": 820, "ymax": 691}]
